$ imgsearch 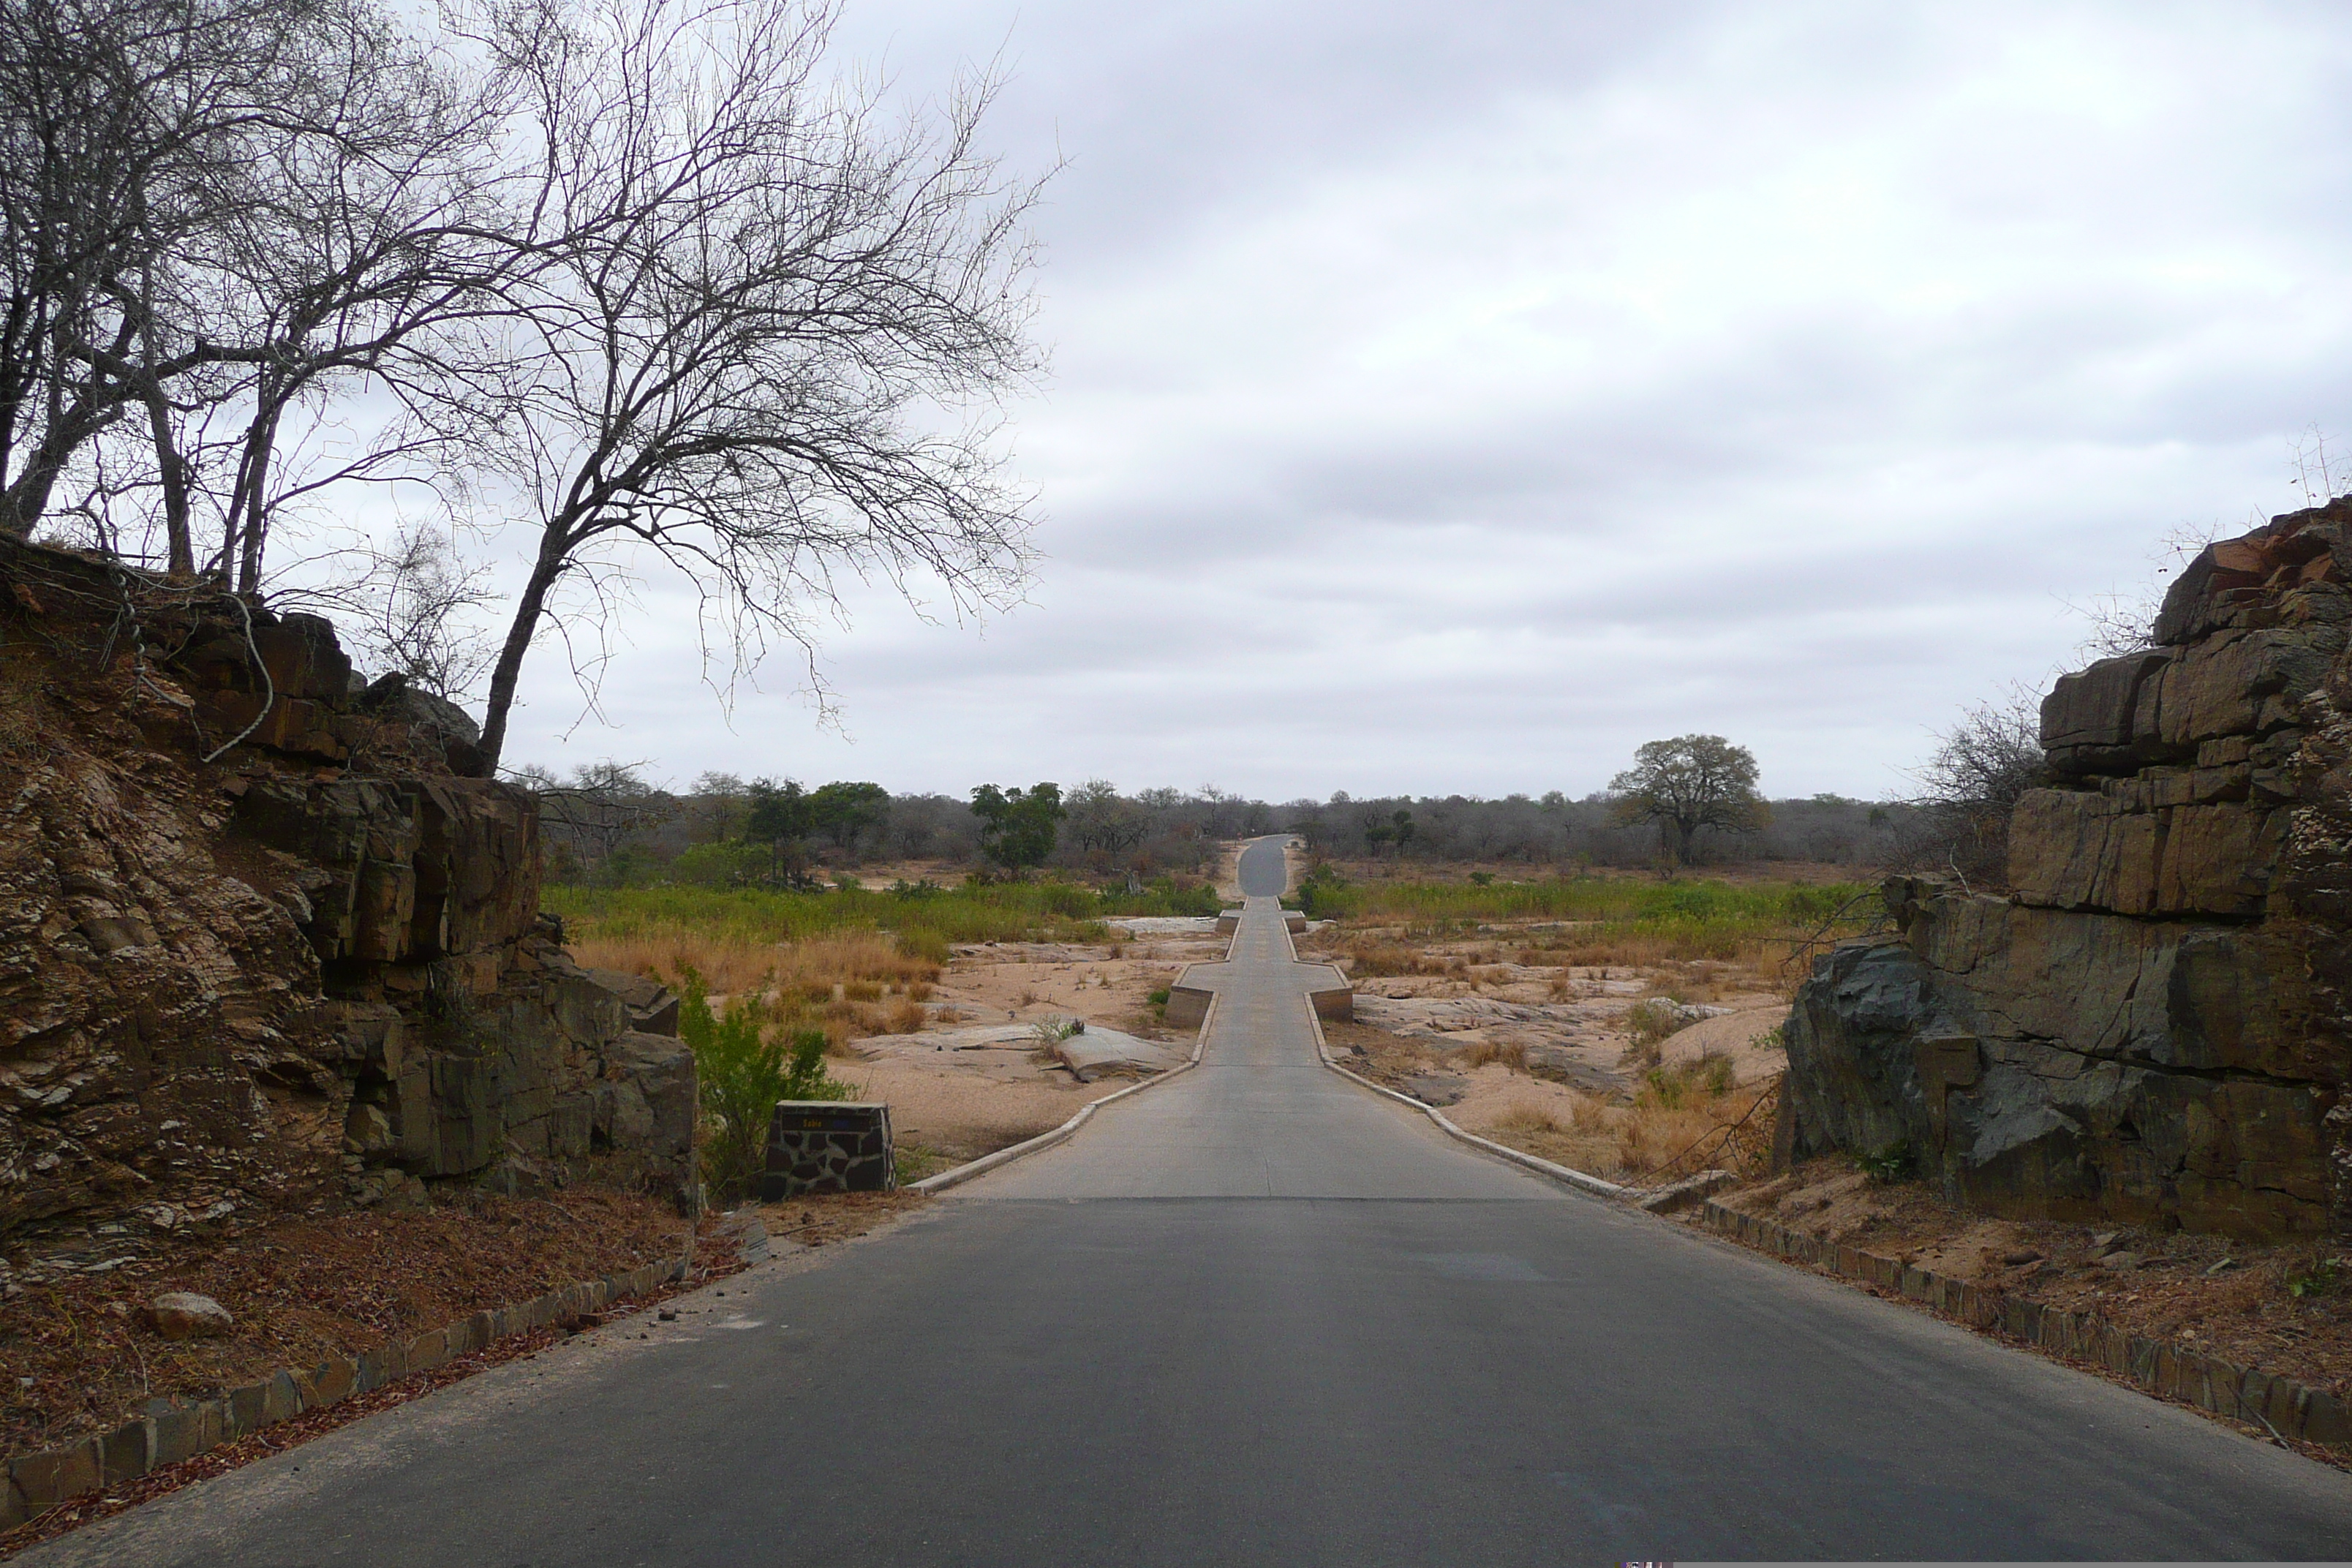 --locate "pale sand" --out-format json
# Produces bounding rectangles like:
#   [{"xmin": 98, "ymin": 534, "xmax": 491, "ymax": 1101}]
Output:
[
  {"xmin": 829, "ymin": 929, "xmax": 1228, "ymax": 1164},
  {"xmin": 1656, "ymin": 998, "xmax": 1788, "ymax": 1084}
]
